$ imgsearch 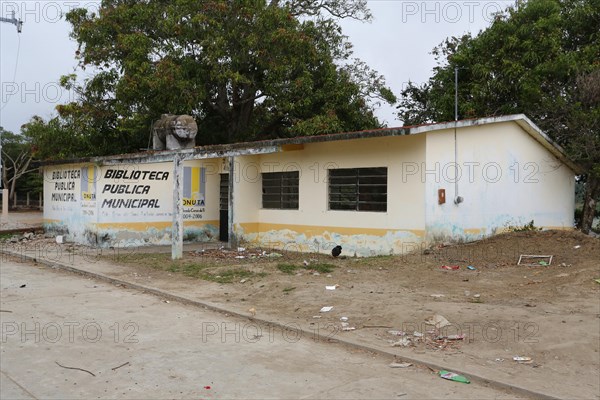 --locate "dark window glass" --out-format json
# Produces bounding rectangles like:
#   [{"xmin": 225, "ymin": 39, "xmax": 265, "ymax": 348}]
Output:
[
  {"xmin": 329, "ymin": 167, "xmax": 387, "ymax": 212},
  {"xmin": 262, "ymin": 171, "xmax": 299, "ymax": 209}
]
